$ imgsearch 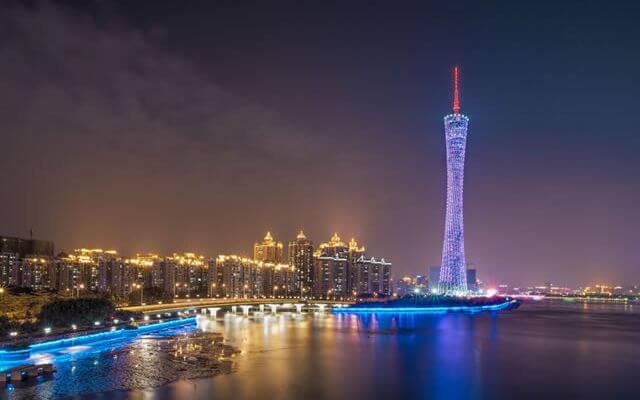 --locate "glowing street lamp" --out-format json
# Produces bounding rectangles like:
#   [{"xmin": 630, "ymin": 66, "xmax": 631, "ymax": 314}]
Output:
[
  {"xmin": 76, "ymin": 283, "xmax": 85, "ymax": 298},
  {"xmin": 209, "ymin": 282, "xmax": 217, "ymax": 298},
  {"xmin": 133, "ymin": 283, "xmax": 144, "ymax": 305}
]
